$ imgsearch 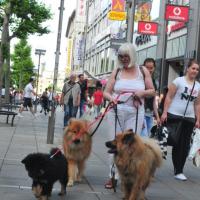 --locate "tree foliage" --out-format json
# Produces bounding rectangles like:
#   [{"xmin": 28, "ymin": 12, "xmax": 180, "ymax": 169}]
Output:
[
  {"xmin": 11, "ymin": 39, "xmax": 35, "ymax": 90},
  {"xmin": 0, "ymin": 0, "xmax": 52, "ymax": 102},
  {"xmin": 0, "ymin": 0, "xmax": 52, "ymax": 39}
]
